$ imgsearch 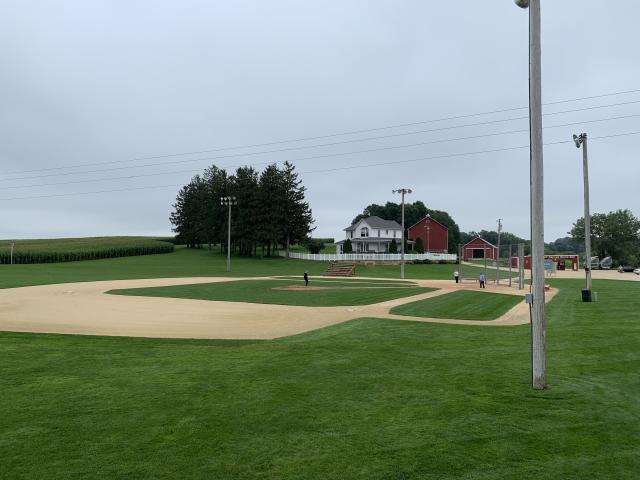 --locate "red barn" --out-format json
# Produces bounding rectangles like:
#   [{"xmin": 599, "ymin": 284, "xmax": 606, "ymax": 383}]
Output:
[
  {"xmin": 408, "ymin": 215, "xmax": 449, "ymax": 253},
  {"xmin": 463, "ymin": 236, "xmax": 497, "ymax": 260}
]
